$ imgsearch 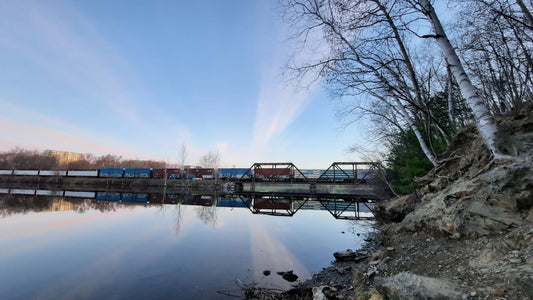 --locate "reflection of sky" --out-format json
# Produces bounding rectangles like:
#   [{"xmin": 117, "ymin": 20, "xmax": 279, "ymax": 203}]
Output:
[{"xmin": 0, "ymin": 200, "xmax": 373, "ymax": 299}]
